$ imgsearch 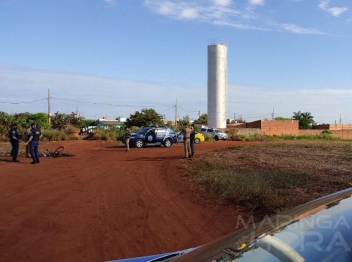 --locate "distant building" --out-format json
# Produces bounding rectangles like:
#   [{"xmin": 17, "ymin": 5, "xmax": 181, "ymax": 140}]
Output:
[{"xmin": 95, "ymin": 119, "xmax": 124, "ymax": 129}]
